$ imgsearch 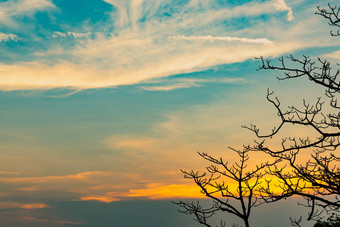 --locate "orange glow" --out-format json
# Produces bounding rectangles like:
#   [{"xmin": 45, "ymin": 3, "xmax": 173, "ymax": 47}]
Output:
[
  {"xmin": 21, "ymin": 203, "xmax": 49, "ymax": 209},
  {"xmin": 79, "ymin": 183, "xmax": 205, "ymax": 202},
  {"xmin": 128, "ymin": 183, "xmax": 204, "ymax": 199},
  {"xmin": 0, "ymin": 202, "xmax": 49, "ymax": 209},
  {"xmin": 78, "ymin": 176, "xmax": 305, "ymax": 203},
  {"xmin": 79, "ymin": 196, "xmax": 119, "ymax": 203}
]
